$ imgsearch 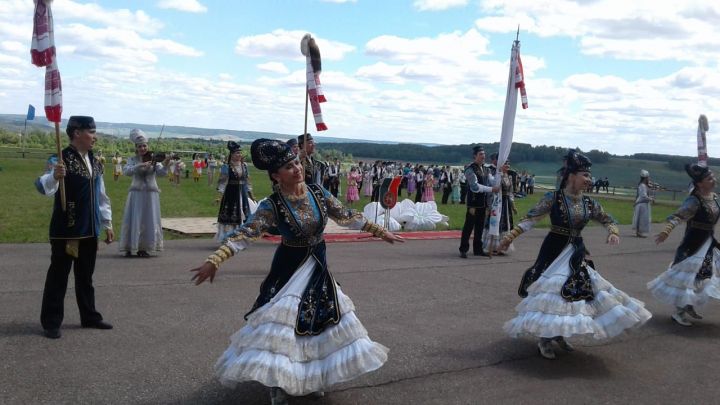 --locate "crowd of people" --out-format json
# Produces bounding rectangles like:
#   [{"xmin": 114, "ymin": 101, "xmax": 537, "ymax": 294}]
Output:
[{"xmin": 34, "ymin": 119, "xmax": 720, "ymax": 405}]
